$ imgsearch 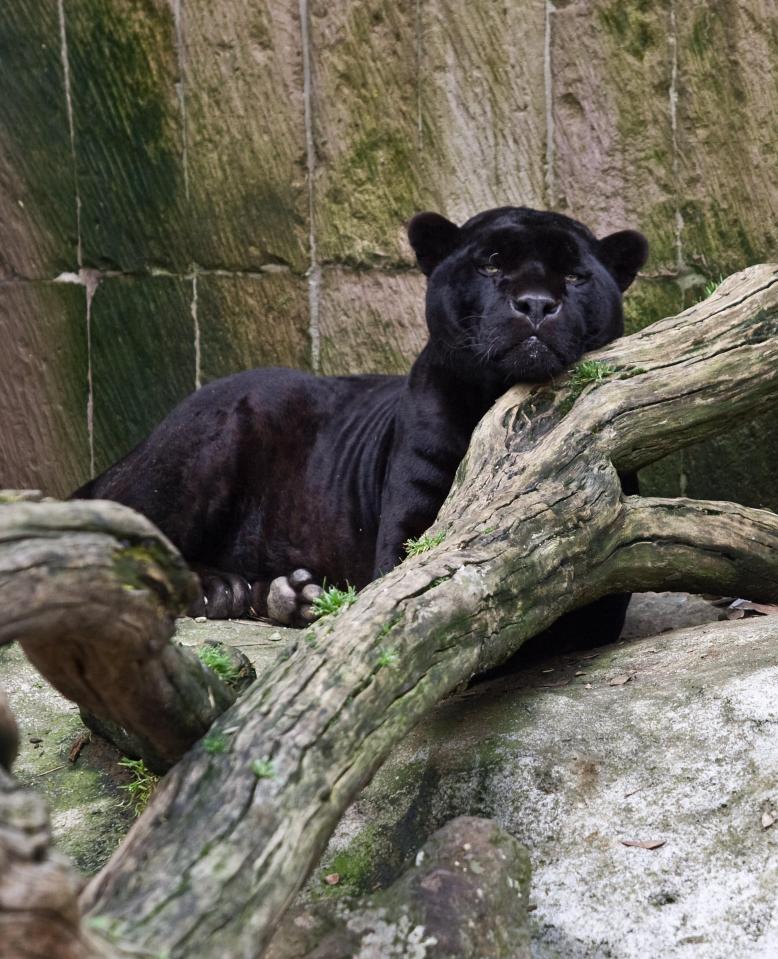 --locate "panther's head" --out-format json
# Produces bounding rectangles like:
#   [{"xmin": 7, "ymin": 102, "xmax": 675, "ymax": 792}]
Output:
[{"xmin": 408, "ymin": 206, "xmax": 648, "ymax": 383}]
